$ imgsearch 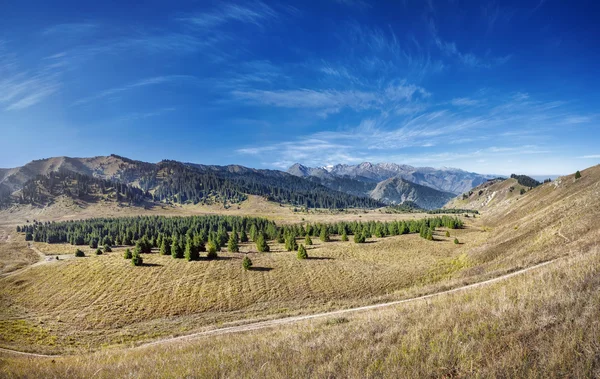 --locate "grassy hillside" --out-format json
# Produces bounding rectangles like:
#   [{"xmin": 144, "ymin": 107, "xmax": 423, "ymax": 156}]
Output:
[
  {"xmin": 0, "ymin": 165, "xmax": 598, "ymax": 377},
  {"xmin": 2, "ymin": 248, "xmax": 598, "ymax": 378}
]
